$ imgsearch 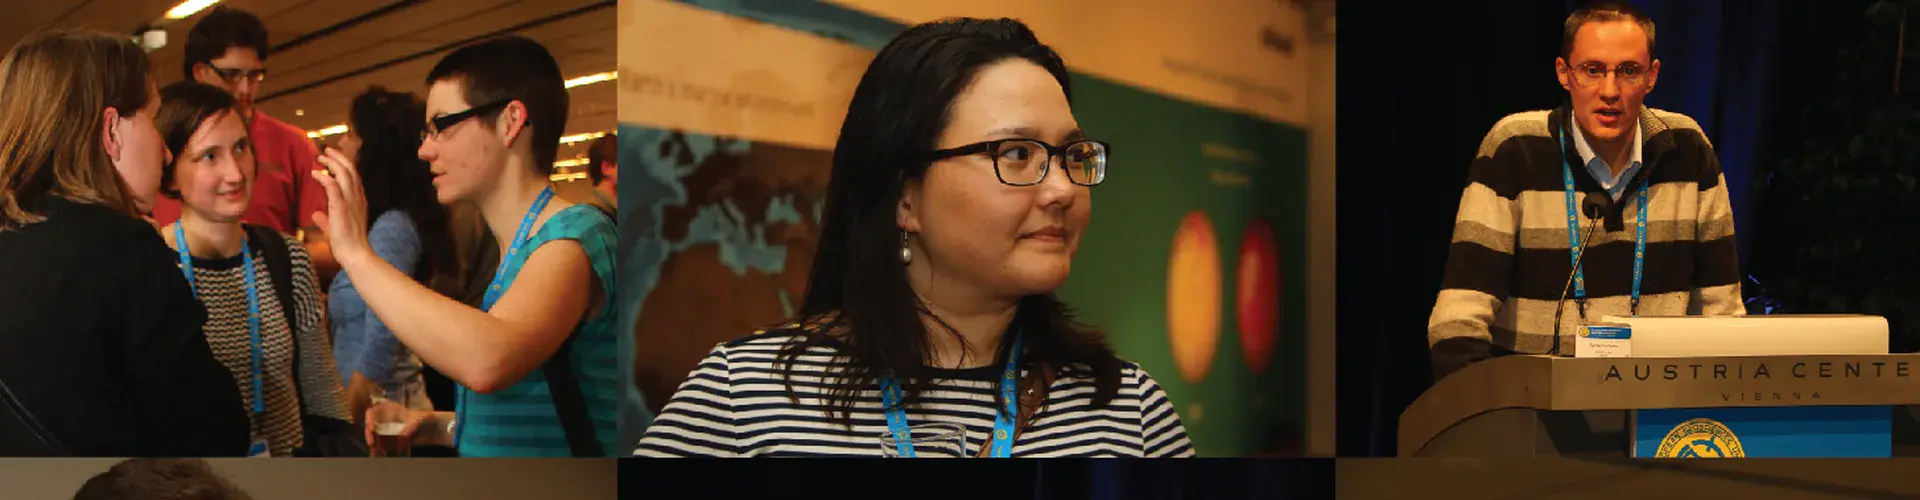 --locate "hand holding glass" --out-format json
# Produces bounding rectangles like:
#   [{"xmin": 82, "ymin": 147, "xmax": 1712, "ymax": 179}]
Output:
[{"xmin": 368, "ymin": 387, "xmax": 412, "ymax": 457}]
